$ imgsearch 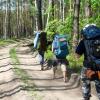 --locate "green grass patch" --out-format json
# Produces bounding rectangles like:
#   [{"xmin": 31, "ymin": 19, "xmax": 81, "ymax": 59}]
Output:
[
  {"xmin": 0, "ymin": 39, "xmax": 16, "ymax": 46},
  {"xmin": 45, "ymin": 50, "xmax": 54, "ymax": 60},
  {"xmin": 10, "ymin": 48, "xmax": 29, "ymax": 84}
]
